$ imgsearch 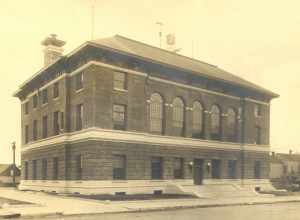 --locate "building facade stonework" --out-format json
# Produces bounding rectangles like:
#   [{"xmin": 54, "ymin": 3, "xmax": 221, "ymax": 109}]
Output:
[{"xmin": 14, "ymin": 35, "xmax": 278, "ymax": 194}]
